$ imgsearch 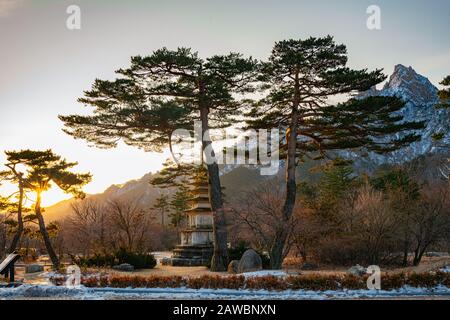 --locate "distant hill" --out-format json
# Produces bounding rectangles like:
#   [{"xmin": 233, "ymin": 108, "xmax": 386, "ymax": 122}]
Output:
[
  {"xmin": 221, "ymin": 166, "xmax": 271, "ymax": 200},
  {"xmin": 43, "ymin": 198, "xmax": 77, "ymax": 222},
  {"xmin": 44, "ymin": 167, "xmax": 269, "ymax": 222},
  {"xmin": 44, "ymin": 173, "xmax": 170, "ymax": 222}
]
